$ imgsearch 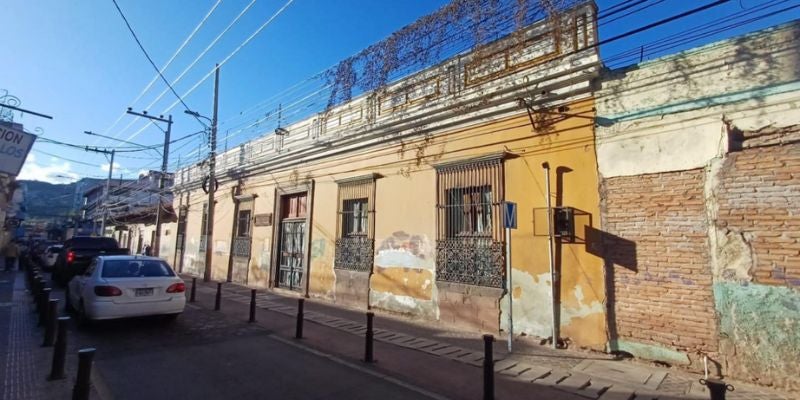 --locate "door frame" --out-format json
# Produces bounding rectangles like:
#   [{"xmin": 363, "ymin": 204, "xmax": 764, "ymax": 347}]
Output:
[
  {"xmin": 270, "ymin": 181, "xmax": 314, "ymax": 296},
  {"xmin": 227, "ymin": 192, "xmax": 256, "ymax": 284}
]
